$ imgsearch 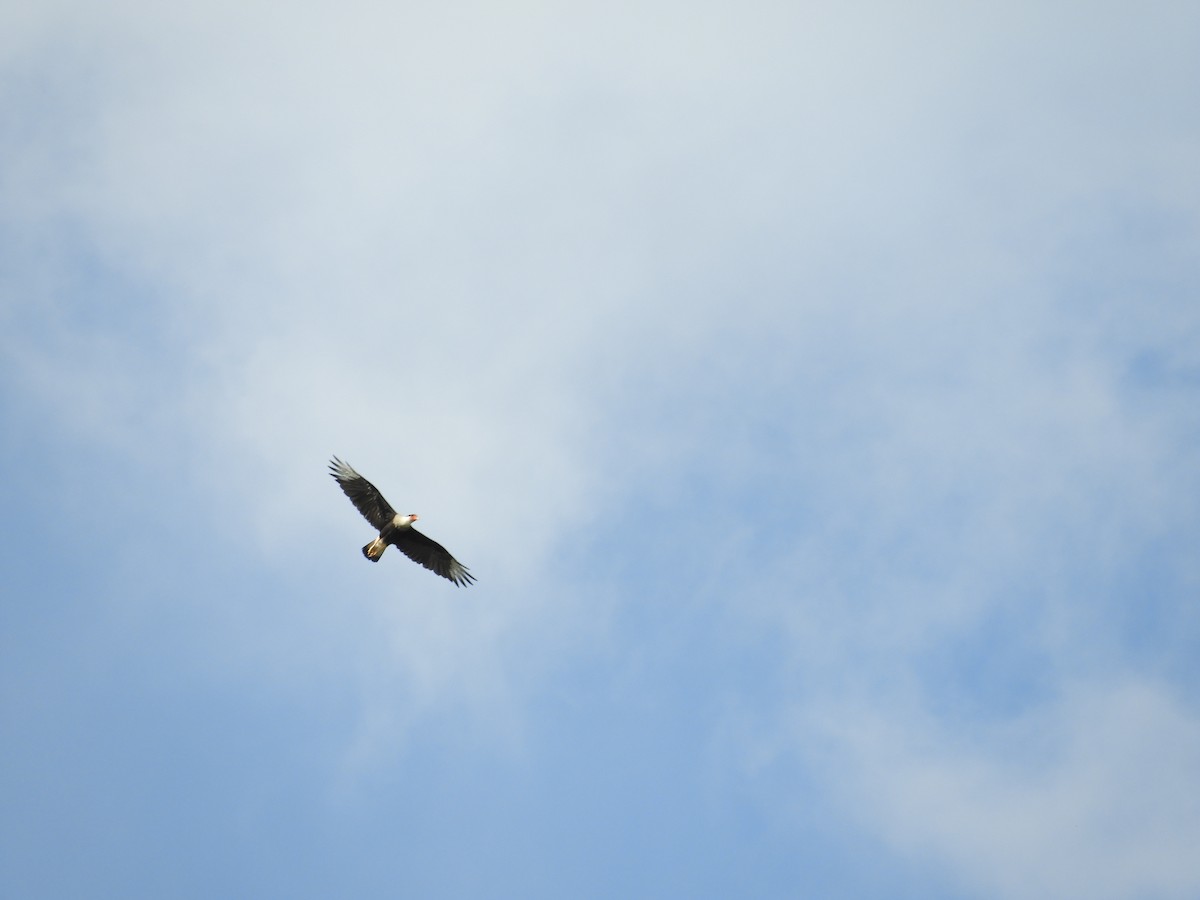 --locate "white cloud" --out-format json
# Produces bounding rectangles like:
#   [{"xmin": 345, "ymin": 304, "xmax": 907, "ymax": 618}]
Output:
[
  {"xmin": 2, "ymin": 1, "xmax": 1199, "ymax": 896},
  {"xmin": 805, "ymin": 679, "xmax": 1200, "ymax": 900}
]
